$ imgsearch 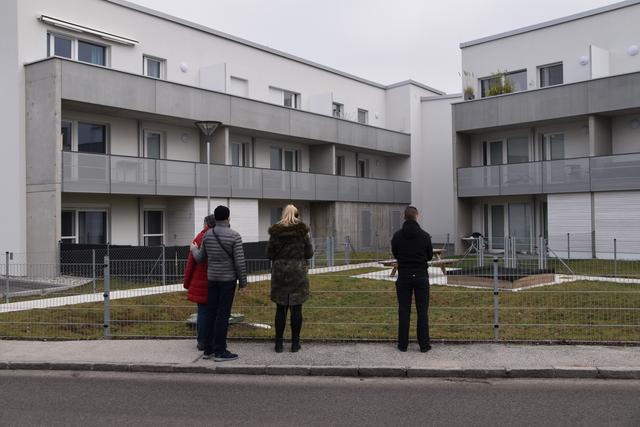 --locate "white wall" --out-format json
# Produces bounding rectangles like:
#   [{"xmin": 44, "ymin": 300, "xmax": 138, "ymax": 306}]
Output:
[
  {"xmin": 1, "ymin": 0, "xmax": 25, "ymax": 254},
  {"xmin": 18, "ymin": 0, "xmax": 394, "ymax": 129},
  {"xmin": 461, "ymin": 3, "xmax": 640, "ymax": 94},
  {"xmin": 612, "ymin": 113, "xmax": 640, "ymax": 154},
  {"xmin": 193, "ymin": 197, "xmax": 260, "ymax": 243},
  {"xmin": 419, "ymin": 95, "xmax": 459, "ymax": 239}
]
